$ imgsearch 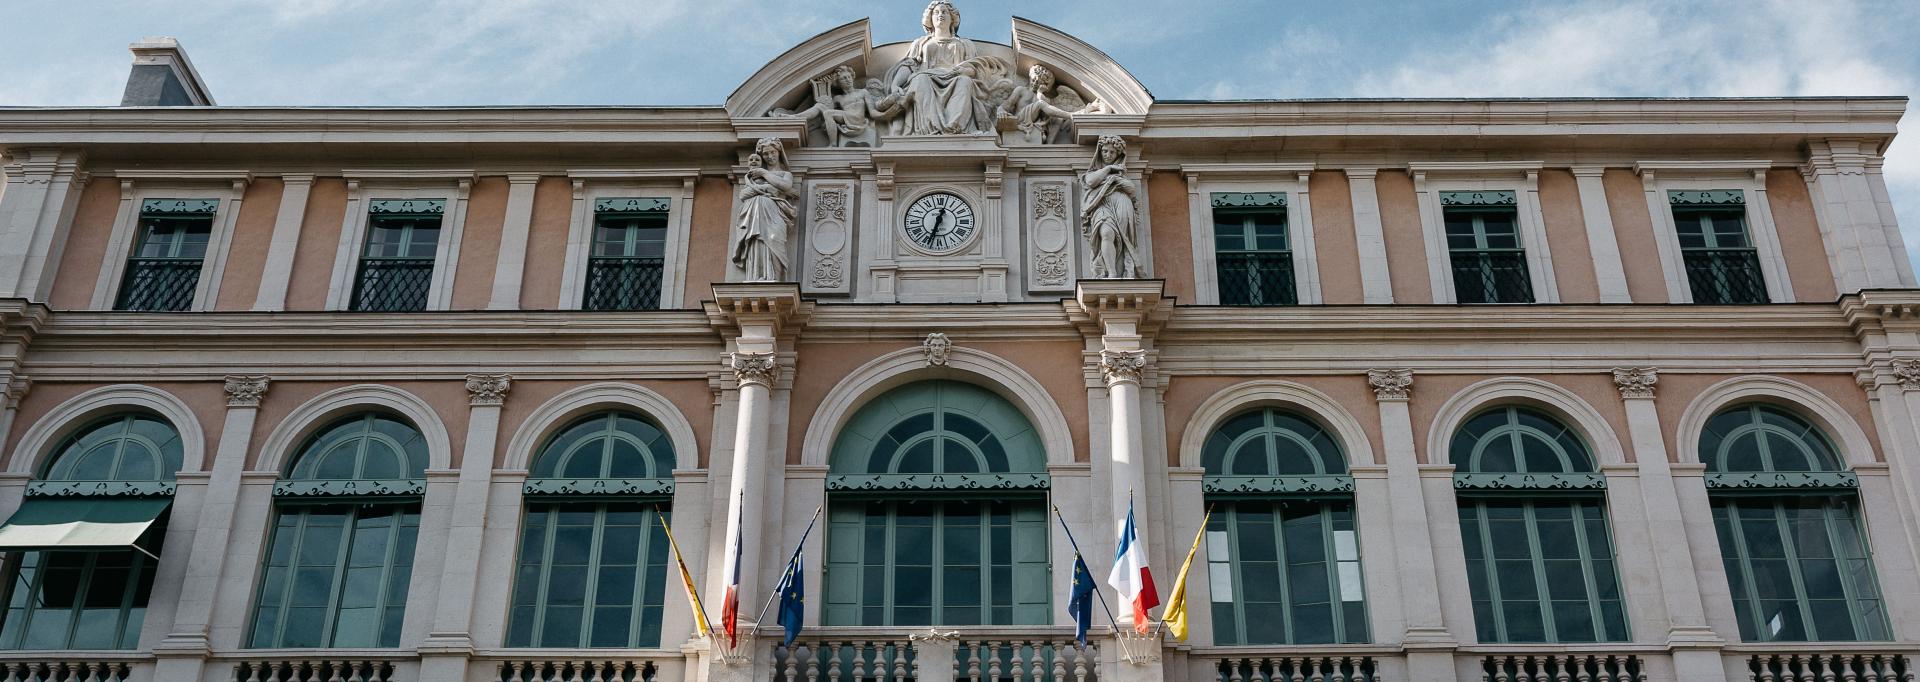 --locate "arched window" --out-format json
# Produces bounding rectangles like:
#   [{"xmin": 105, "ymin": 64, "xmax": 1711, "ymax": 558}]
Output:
[
  {"xmin": 248, "ymin": 413, "xmax": 427, "ymax": 649},
  {"xmin": 823, "ymin": 381, "xmax": 1049, "ymax": 626},
  {"xmin": 1452, "ymin": 406, "xmax": 1628, "ymax": 643},
  {"xmin": 1702, "ymin": 404, "xmax": 1889, "ymax": 642},
  {"xmin": 0, "ymin": 414, "xmax": 179, "ymax": 650},
  {"xmin": 1200, "ymin": 408, "xmax": 1367, "ymax": 645},
  {"xmin": 507, "ymin": 411, "xmax": 676, "ymax": 648}
]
